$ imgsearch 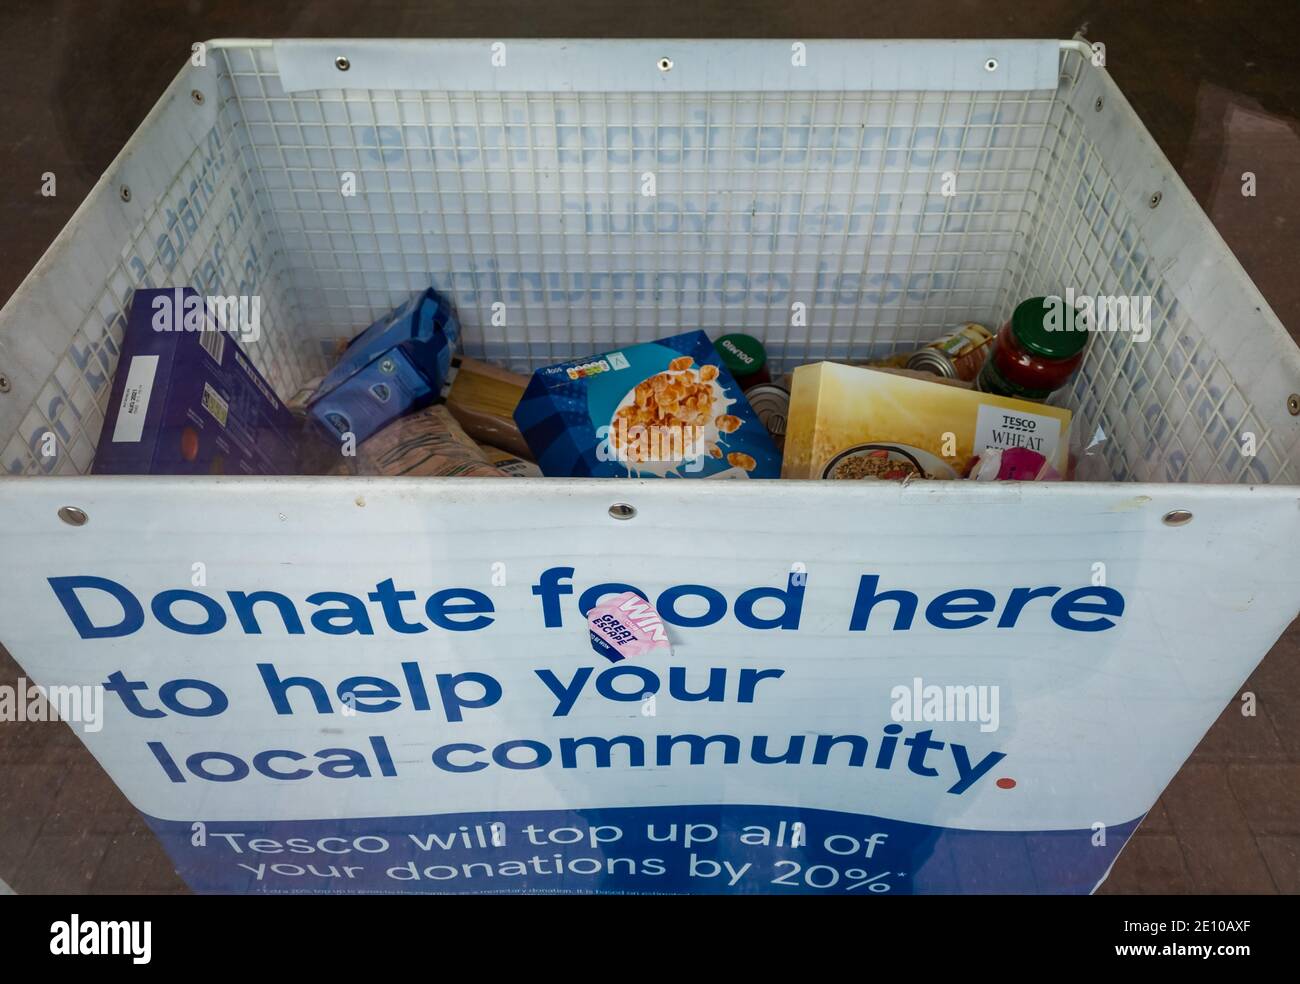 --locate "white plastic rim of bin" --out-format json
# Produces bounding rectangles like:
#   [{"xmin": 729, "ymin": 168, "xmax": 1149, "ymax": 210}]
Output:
[{"xmin": 0, "ymin": 39, "xmax": 1297, "ymax": 897}]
